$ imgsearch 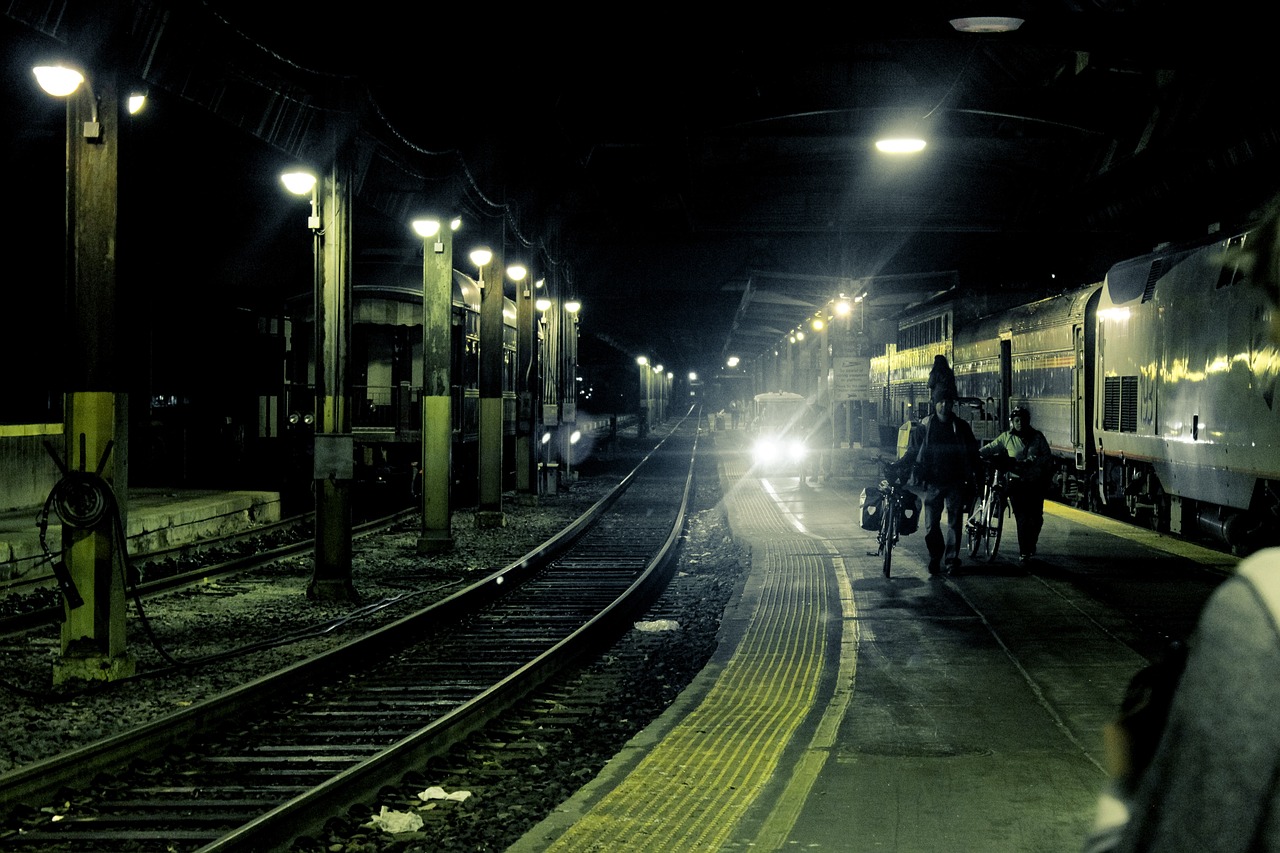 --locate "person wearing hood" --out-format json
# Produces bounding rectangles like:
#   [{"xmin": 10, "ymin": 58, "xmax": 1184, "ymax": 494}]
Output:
[{"xmin": 979, "ymin": 405, "xmax": 1051, "ymax": 561}]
